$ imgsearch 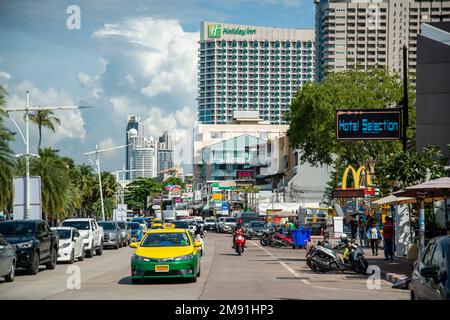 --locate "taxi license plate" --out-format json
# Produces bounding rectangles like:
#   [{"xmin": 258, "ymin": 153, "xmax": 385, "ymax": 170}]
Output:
[{"xmin": 155, "ymin": 265, "xmax": 169, "ymax": 272}]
